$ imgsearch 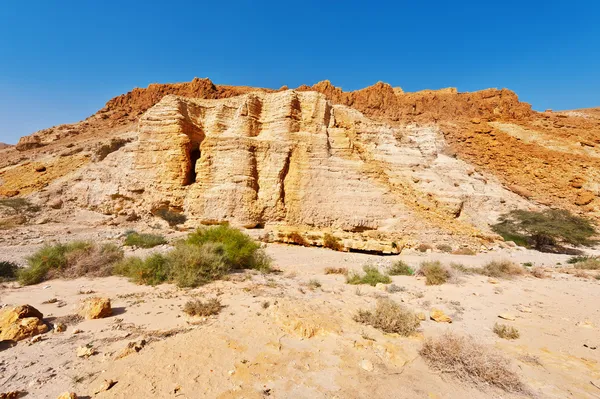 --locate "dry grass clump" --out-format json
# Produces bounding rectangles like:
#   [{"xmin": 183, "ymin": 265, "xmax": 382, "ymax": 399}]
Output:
[
  {"xmin": 493, "ymin": 323, "xmax": 520, "ymax": 339},
  {"xmin": 346, "ymin": 265, "xmax": 392, "ymax": 286},
  {"xmin": 324, "ymin": 267, "xmax": 348, "ymax": 275},
  {"xmin": 530, "ymin": 268, "xmax": 547, "ymax": 279},
  {"xmin": 476, "ymin": 260, "xmax": 525, "ymax": 278},
  {"xmin": 182, "ymin": 298, "xmax": 223, "ymax": 317},
  {"xmin": 354, "ymin": 299, "xmax": 420, "ymax": 336},
  {"xmin": 417, "ymin": 243, "xmax": 432, "ymax": 252},
  {"xmin": 573, "ymin": 257, "xmax": 600, "ymax": 270},
  {"xmin": 436, "ymin": 244, "xmax": 453, "ymax": 253},
  {"xmin": 323, "ymin": 233, "xmax": 344, "ymax": 251},
  {"xmin": 124, "ymin": 231, "xmax": 167, "ymax": 248},
  {"xmin": 287, "ymin": 231, "xmax": 309, "ymax": 246},
  {"xmin": 387, "ymin": 260, "xmax": 414, "ymax": 276},
  {"xmin": 420, "ymin": 333, "xmax": 525, "ymax": 393},
  {"xmin": 452, "ymin": 247, "xmax": 476, "ymax": 255},
  {"xmin": 307, "ymin": 279, "xmax": 322, "ymax": 289},
  {"xmin": 417, "ymin": 261, "xmax": 452, "ymax": 285}
]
